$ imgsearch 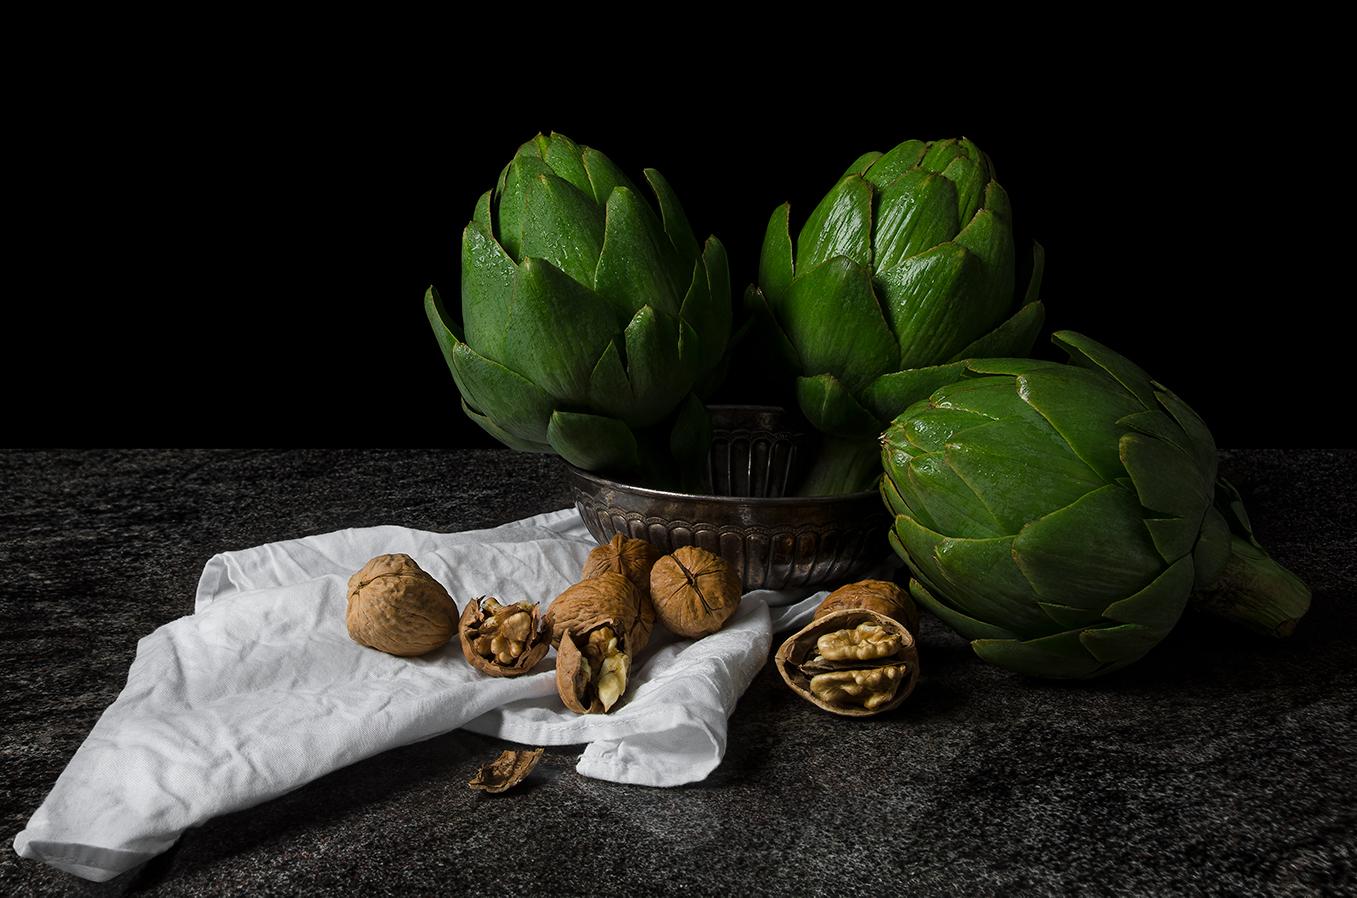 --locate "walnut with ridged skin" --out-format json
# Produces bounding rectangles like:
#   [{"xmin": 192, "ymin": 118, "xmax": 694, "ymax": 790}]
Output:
[
  {"xmin": 650, "ymin": 546, "xmax": 742, "ymax": 638},
  {"xmin": 775, "ymin": 608, "xmax": 919, "ymax": 717},
  {"xmin": 459, "ymin": 596, "xmax": 551, "ymax": 677},
  {"xmin": 582, "ymin": 534, "xmax": 659, "ymax": 645},
  {"xmin": 346, "ymin": 554, "xmax": 457, "ymax": 657},
  {"xmin": 814, "ymin": 579, "xmax": 920, "ymax": 636},
  {"xmin": 547, "ymin": 572, "xmax": 651, "ymax": 653}
]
